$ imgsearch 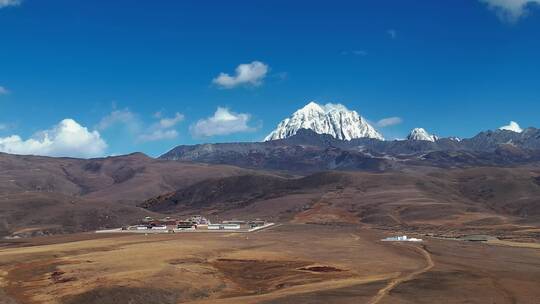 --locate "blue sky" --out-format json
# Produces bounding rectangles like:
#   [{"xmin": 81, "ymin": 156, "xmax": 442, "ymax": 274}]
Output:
[{"xmin": 0, "ymin": 0, "xmax": 539, "ymax": 157}]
